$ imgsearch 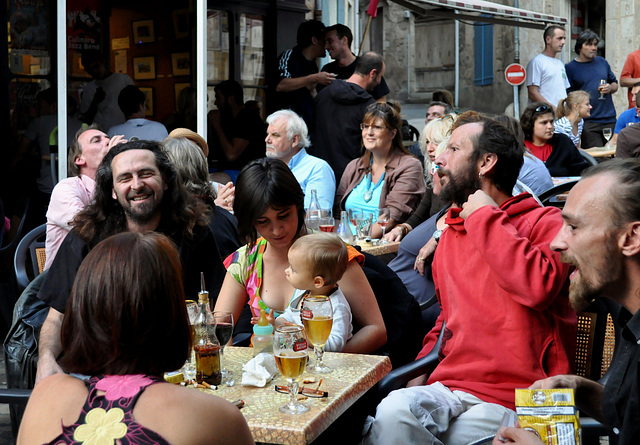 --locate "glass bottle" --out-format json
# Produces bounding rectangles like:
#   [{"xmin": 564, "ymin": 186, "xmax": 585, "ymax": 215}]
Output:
[
  {"xmin": 337, "ymin": 210, "xmax": 352, "ymax": 243},
  {"xmin": 252, "ymin": 308, "xmax": 274, "ymax": 356},
  {"xmin": 306, "ymin": 189, "xmax": 322, "ymax": 232},
  {"xmin": 194, "ymin": 273, "xmax": 222, "ymax": 385}
]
